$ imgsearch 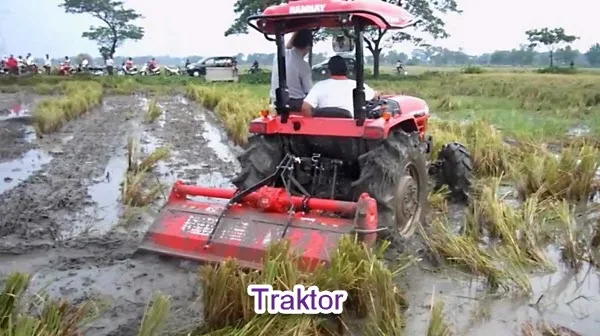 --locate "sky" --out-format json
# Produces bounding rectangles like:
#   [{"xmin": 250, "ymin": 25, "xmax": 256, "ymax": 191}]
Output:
[{"xmin": 0, "ymin": 0, "xmax": 597, "ymax": 58}]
